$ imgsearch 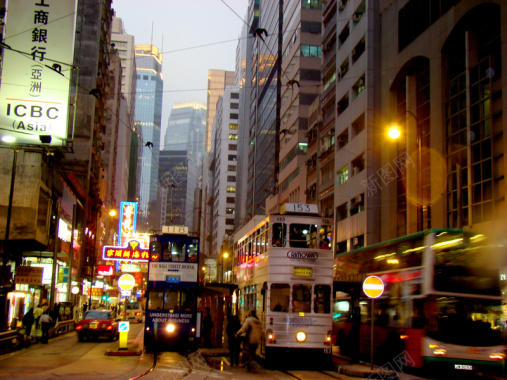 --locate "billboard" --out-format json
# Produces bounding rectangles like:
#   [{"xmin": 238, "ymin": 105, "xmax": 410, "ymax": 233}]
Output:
[
  {"xmin": 119, "ymin": 202, "xmax": 138, "ymax": 246},
  {"xmin": 0, "ymin": 0, "xmax": 77, "ymax": 147}
]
